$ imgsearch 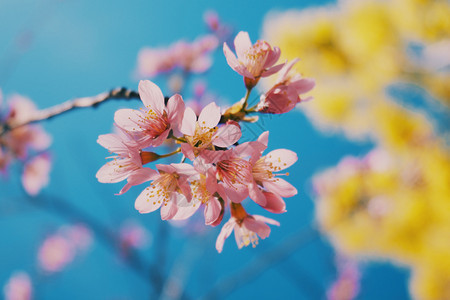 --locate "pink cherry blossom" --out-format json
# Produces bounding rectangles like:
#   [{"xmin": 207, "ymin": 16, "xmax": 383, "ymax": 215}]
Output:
[
  {"xmin": 247, "ymin": 132, "xmax": 298, "ymax": 207},
  {"xmin": 215, "ymin": 203, "xmax": 280, "ymax": 253},
  {"xmin": 120, "ymin": 220, "xmax": 151, "ymax": 250},
  {"xmin": 3, "ymin": 272, "xmax": 32, "ymax": 300},
  {"xmin": 223, "ymin": 31, "xmax": 284, "ymax": 88},
  {"xmin": 179, "ymin": 102, "xmax": 241, "ymax": 161},
  {"xmin": 327, "ymin": 258, "xmax": 360, "ymax": 300},
  {"xmin": 38, "ymin": 225, "xmax": 92, "ymax": 273},
  {"xmin": 62, "ymin": 224, "xmax": 93, "ymax": 251},
  {"xmin": 38, "ymin": 234, "xmax": 75, "ymax": 273},
  {"xmin": 137, "ymin": 48, "xmax": 177, "ymax": 78},
  {"xmin": 114, "ymin": 80, "xmax": 185, "ymax": 148},
  {"xmin": 134, "ymin": 163, "xmax": 197, "ymax": 220},
  {"xmin": 21, "ymin": 153, "xmax": 51, "ymax": 196},
  {"xmin": 0, "ymin": 93, "xmax": 52, "ymax": 196},
  {"xmin": 4, "ymin": 95, "xmax": 51, "ymax": 159},
  {"xmin": 172, "ymin": 166, "xmax": 226, "ymax": 225},
  {"xmin": 136, "ymin": 35, "xmax": 218, "ymax": 78},
  {"xmin": 258, "ymin": 58, "xmax": 315, "ymax": 114},
  {"xmin": 96, "ymin": 128, "xmax": 155, "ymax": 195}
]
